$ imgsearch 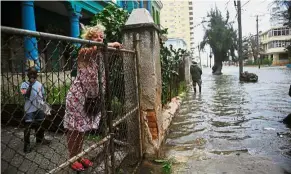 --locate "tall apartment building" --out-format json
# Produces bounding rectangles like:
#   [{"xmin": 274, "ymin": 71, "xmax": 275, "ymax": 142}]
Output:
[{"xmin": 160, "ymin": 0, "xmax": 194, "ymax": 51}]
